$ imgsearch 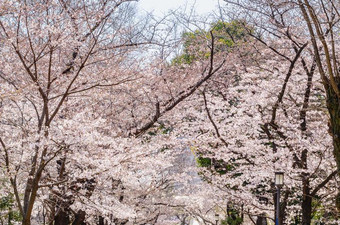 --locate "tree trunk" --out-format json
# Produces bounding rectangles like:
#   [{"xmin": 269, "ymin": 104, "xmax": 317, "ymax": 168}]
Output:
[
  {"xmin": 72, "ymin": 210, "xmax": 86, "ymax": 225},
  {"xmin": 256, "ymin": 214, "xmax": 267, "ymax": 225},
  {"xmin": 54, "ymin": 210, "xmax": 70, "ymax": 225},
  {"xmin": 302, "ymin": 177, "xmax": 312, "ymax": 225},
  {"xmin": 22, "ymin": 218, "xmax": 30, "ymax": 225},
  {"xmin": 327, "ymin": 86, "xmax": 340, "ymax": 211},
  {"xmin": 98, "ymin": 216, "xmax": 105, "ymax": 225}
]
